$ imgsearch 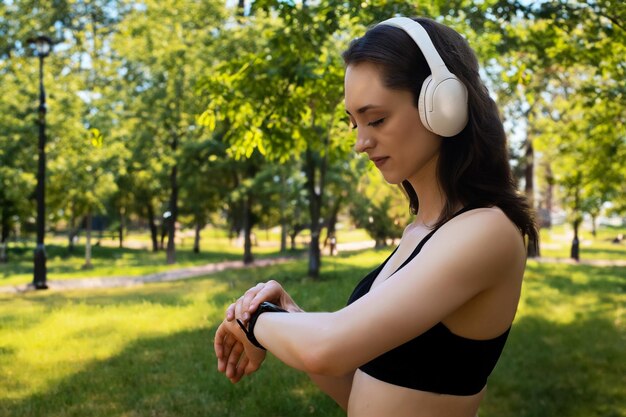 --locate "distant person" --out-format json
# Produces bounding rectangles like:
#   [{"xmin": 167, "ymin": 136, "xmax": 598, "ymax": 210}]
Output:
[
  {"xmin": 214, "ymin": 16, "xmax": 537, "ymax": 417},
  {"xmin": 329, "ymin": 234, "xmax": 337, "ymax": 256}
]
